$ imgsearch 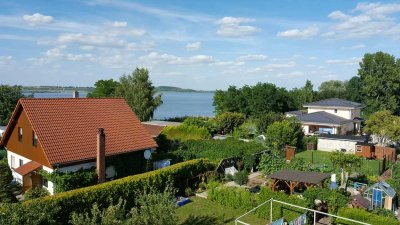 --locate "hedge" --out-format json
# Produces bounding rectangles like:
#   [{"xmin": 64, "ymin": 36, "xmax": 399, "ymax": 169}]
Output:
[
  {"xmin": 336, "ymin": 208, "xmax": 399, "ymax": 225},
  {"xmin": 161, "ymin": 124, "xmax": 210, "ymax": 141},
  {"xmin": 19, "ymin": 159, "xmax": 213, "ymax": 224},
  {"xmin": 208, "ymin": 185, "xmax": 308, "ymax": 221},
  {"xmin": 175, "ymin": 138, "xmax": 265, "ymax": 162}
]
